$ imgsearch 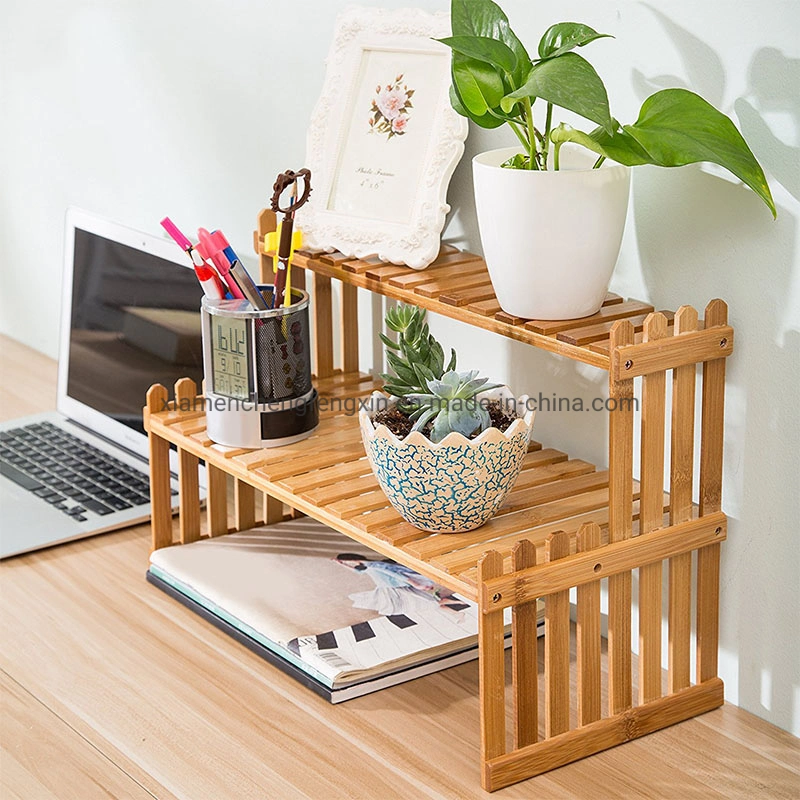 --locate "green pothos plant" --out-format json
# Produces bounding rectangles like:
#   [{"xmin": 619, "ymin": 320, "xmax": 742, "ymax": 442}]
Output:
[{"xmin": 438, "ymin": 0, "xmax": 776, "ymax": 217}]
